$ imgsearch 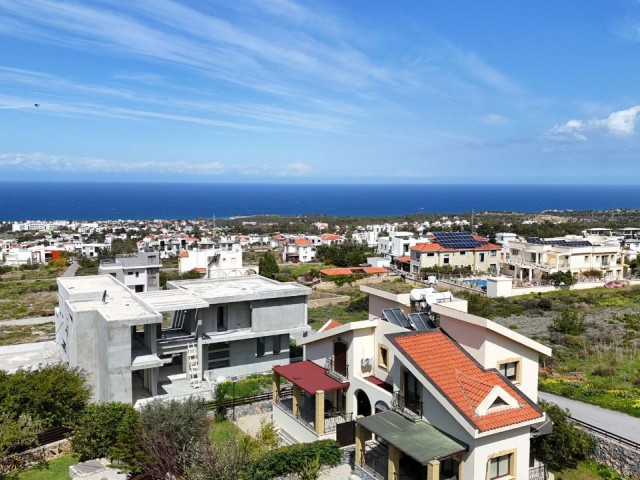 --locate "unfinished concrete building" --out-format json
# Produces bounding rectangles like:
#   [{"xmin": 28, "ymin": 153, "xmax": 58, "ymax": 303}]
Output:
[{"xmin": 55, "ymin": 275, "xmax": 311, "ymax": 405}]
